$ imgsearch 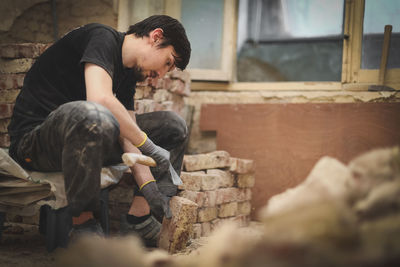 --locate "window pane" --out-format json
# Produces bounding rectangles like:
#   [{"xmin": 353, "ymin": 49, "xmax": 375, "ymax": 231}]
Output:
[
  {"xmin": 237, "ymin": 0, "xmax": 344, "ymax": 82},
  {"xmin": 361, "ymin": 0, "xmax": 400, "ymax": 69},
  {"xmin": 181, "ymin": 0, "xmax": 224, "ymax": 70}
]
